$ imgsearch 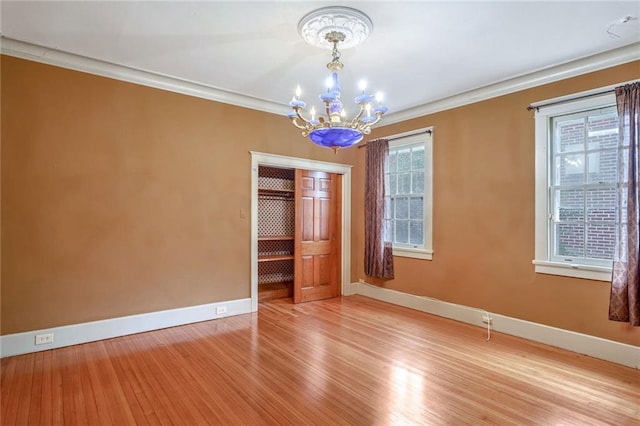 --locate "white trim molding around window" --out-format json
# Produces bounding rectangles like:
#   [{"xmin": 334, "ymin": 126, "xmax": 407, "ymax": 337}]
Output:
[
  {"xmin": 384, "ymin": 128, "xmax": 434, "ymax": 260},
  {"xmin": 533, "ymin": 92, "xmax": 617, "ymax": 281}
]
